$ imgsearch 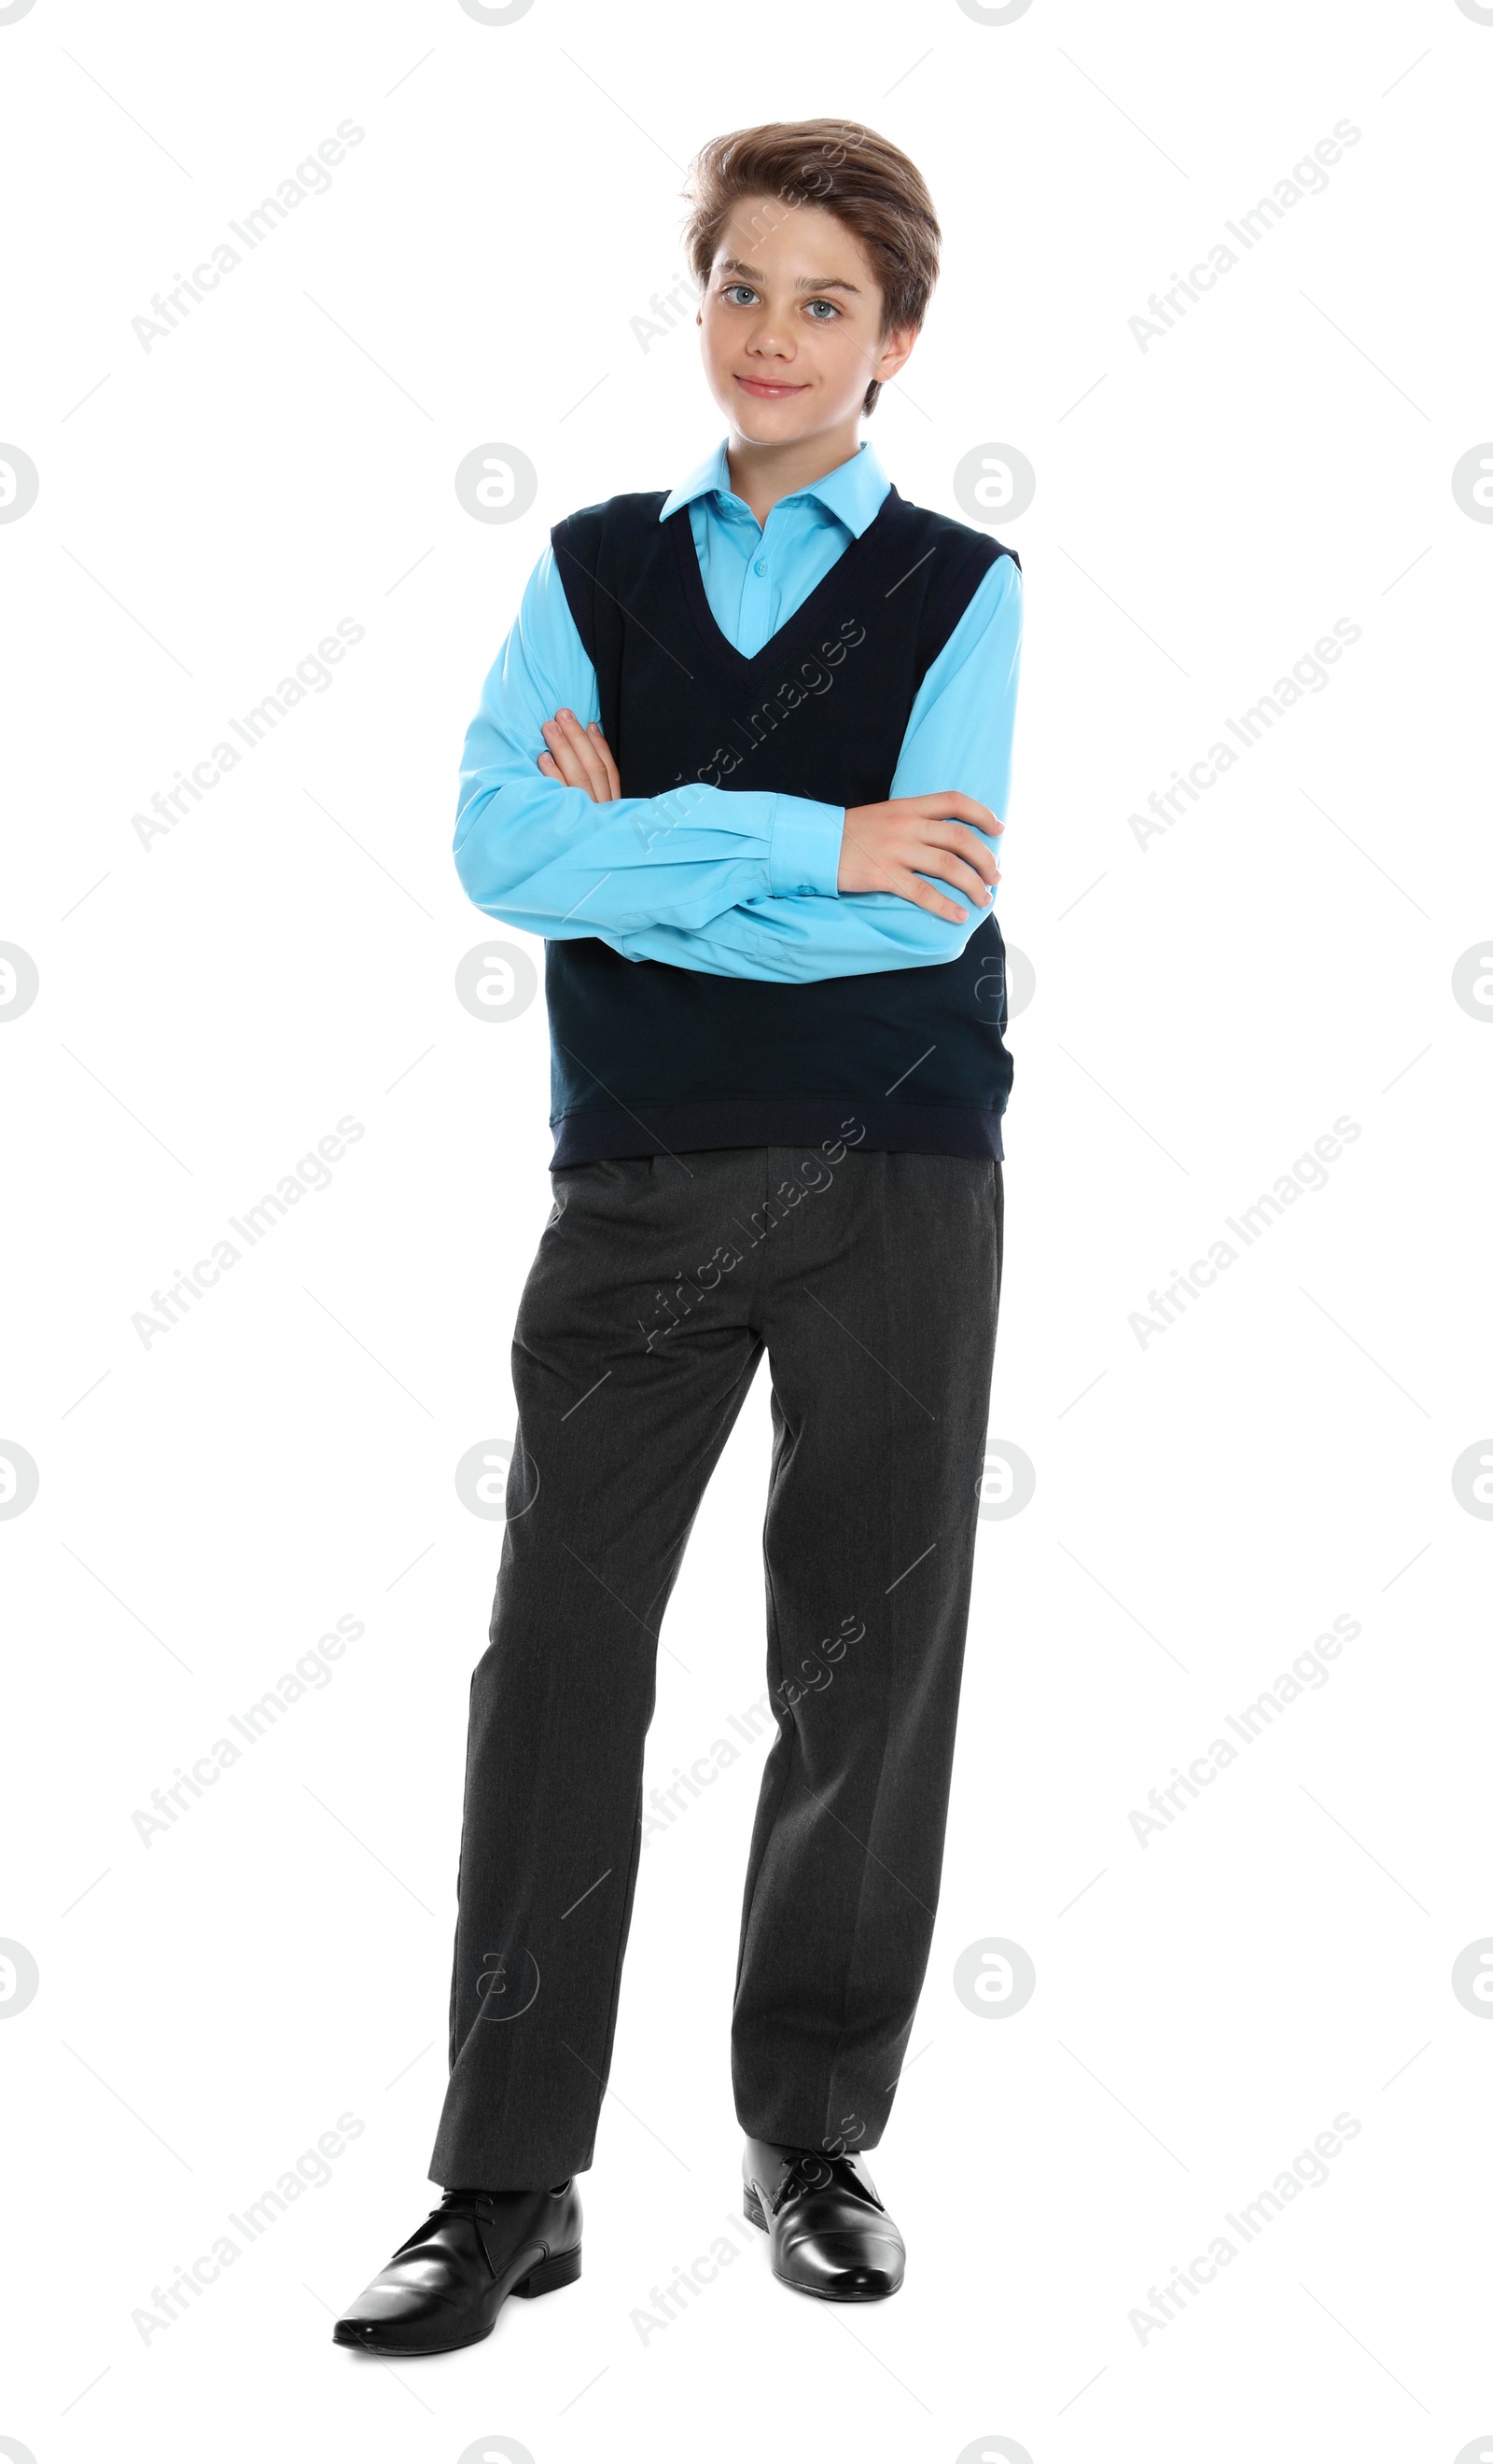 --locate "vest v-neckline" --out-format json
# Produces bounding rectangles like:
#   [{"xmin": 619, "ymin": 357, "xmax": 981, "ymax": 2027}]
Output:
[{"xmin": 667, "ymin": 487, "xmax": 903, "ymax": 678}]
